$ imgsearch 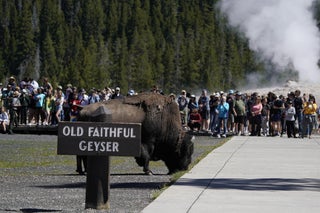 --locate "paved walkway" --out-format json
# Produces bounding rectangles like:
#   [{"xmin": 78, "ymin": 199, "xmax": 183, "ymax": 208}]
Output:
[{"xmin": 142, "ymin": 135, "xmax": 320, "ymax": 213}]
